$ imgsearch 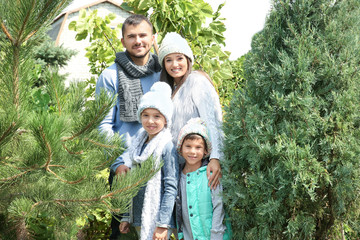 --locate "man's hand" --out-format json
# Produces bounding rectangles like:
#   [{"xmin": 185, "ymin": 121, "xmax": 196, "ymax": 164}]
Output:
[
  {"xmin": 207, "ymin": 158, "xmax": 222, "ymax": 190},
  {"xmin": 152, "ymin": 227, "xmax": 168, "ymax": 240},
  {"xmin": 115, "ymin": 164, "xmax": 130, "ymax": 175},
  {"xmin": 119, "ymin": 221, "xmax": 130, "ymax": 234}
]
